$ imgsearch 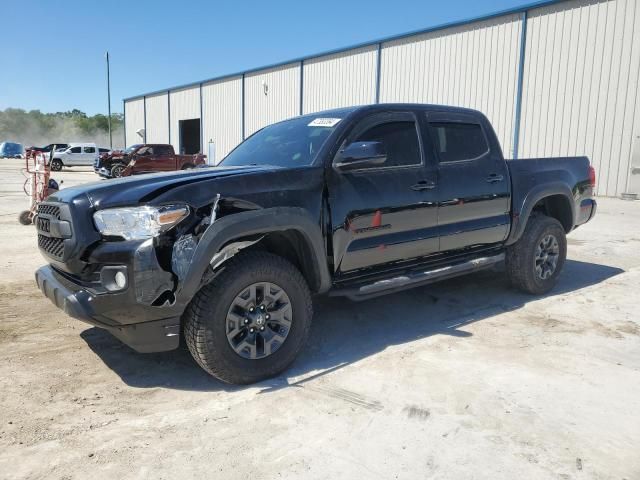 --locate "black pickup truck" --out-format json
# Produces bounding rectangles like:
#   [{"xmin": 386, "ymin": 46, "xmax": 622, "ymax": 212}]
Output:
[{"xmin": 35, "ymin": 104, "xmax": 596, "ymax": 384}]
